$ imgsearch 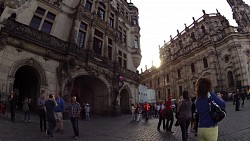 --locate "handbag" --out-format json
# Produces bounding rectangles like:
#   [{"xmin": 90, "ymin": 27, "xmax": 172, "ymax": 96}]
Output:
[
  {"xmin": 209, "ymin": 97, "xmax": 226, "ymax": 122},
  {"xmin": 175, "ymin": 113, "xmax": 185, "ymax": 126}
]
